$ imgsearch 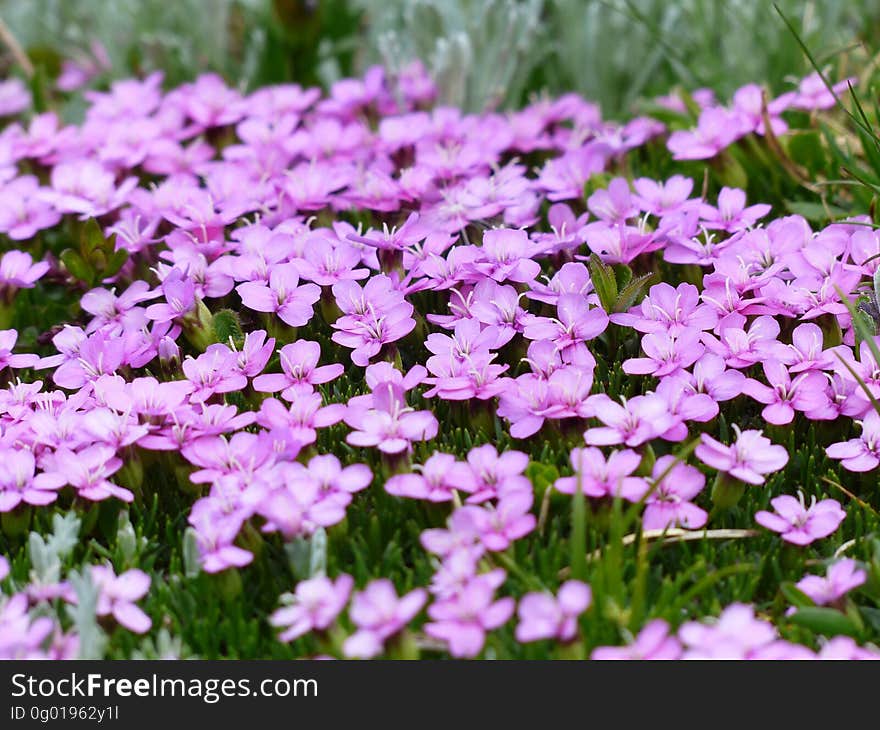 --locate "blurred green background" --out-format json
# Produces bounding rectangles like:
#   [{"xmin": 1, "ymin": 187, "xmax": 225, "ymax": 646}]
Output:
[{"xmin": 1, "ymin": 0, "xmax": 879, "ymax": 115}]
